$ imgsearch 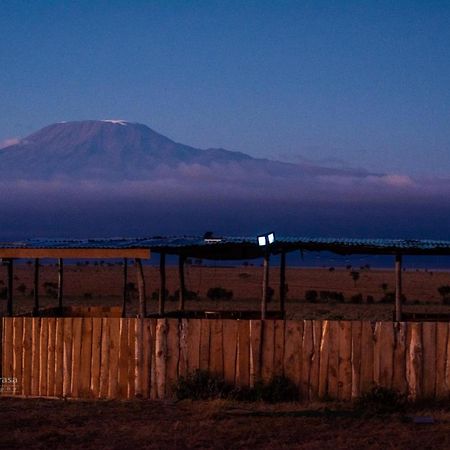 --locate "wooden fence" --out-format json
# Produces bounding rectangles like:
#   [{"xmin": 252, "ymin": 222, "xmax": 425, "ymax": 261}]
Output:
[{"xmin": 1, "ymin": 318, "xmax": 449, "ymax": 401}]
